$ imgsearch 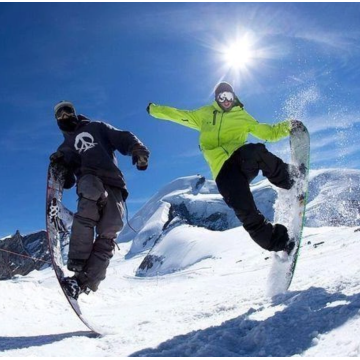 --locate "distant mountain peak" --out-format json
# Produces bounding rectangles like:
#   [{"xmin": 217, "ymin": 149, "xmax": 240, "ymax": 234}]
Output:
[
  {"xmin": 2, "ymin": 168, "xmax": 360, "ymax": 280},
  {"xmin": 118, "ymin": 168, "xmax": 360, "ymax": 276}
]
